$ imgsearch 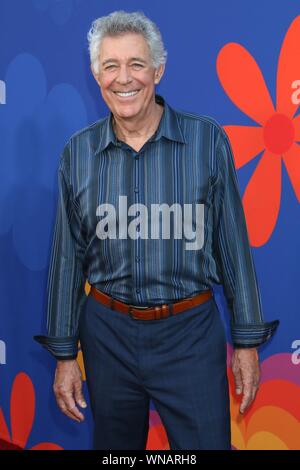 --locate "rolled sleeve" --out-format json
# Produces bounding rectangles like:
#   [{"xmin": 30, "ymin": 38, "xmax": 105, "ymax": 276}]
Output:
[
  {"xmin": 33, "ymin": 141, "xmax": 87, "ymax": 360},
  {"xmin": 33, "ymin": 335, "xmax": 79, "ymax": 360},
  {"xmin": 213, "ymin": 127, "xmax": 279, "ymax": 348},
  {"xmin": 230, "ymin": 320, "xmax": 279, "ymax": 348}
]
